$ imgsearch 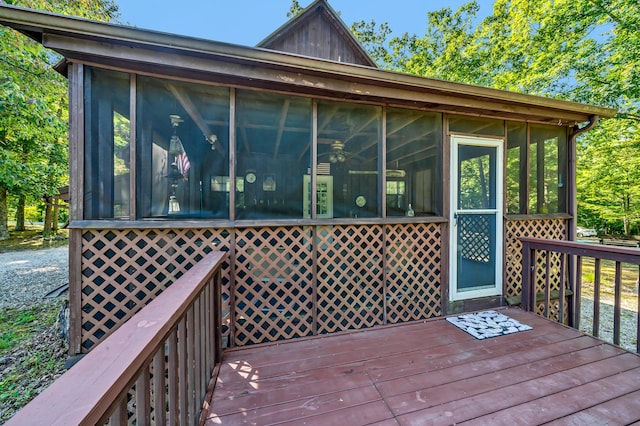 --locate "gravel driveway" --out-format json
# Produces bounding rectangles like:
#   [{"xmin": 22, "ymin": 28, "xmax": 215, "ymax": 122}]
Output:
[{"xmin": 0, "ymin": 247, "xmax": 68, "ymax": 310}]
